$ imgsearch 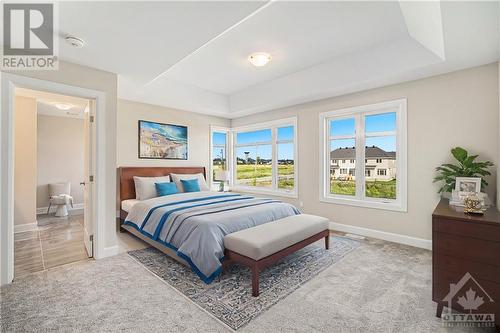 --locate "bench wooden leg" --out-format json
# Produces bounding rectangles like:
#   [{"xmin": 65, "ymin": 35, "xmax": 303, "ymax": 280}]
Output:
[
  {"xmin": 436, "ymin": 302, "xmax": 444, "ymax": 318},
  {"xmin": 325, "ymin": 233, "xmax": 330, "ymax": 250},
  {"xmin": 252, "ymin": 264, "xmax": 259, "ymax": 297}
]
